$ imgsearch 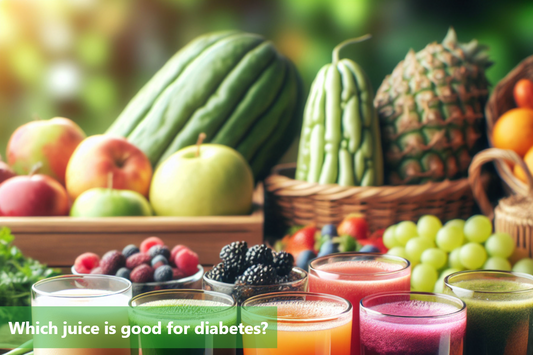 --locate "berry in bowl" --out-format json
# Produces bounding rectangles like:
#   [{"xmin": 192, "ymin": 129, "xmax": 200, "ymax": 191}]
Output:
[
  {"xmin": 72, "ymin": 236, "xmax": 203, "ymax": 296},
  {"xmin": 203, "ymin": 242, "xmax": 308, "ymax": 304}
]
